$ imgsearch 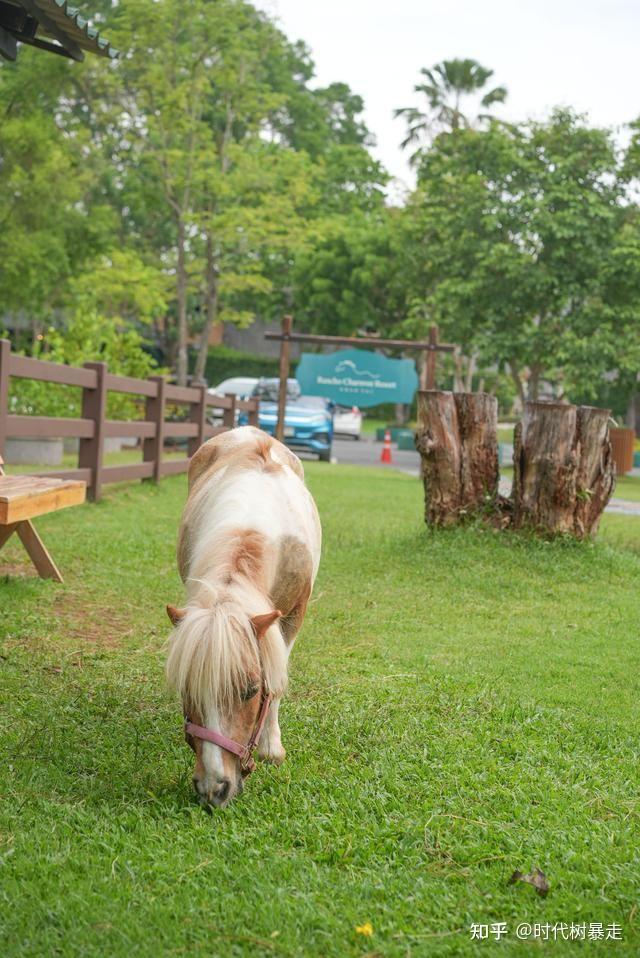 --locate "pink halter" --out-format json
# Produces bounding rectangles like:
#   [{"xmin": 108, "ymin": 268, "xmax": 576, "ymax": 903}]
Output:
[{"xmin": 184, "ymin": 691, "xmax": 272, "ymax": 774}]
